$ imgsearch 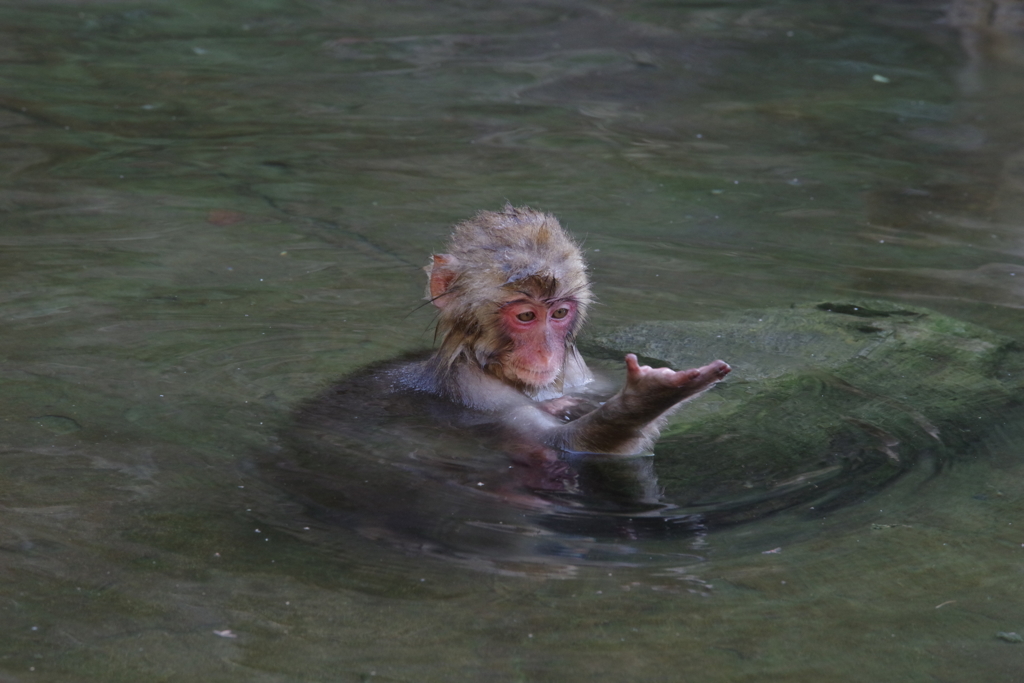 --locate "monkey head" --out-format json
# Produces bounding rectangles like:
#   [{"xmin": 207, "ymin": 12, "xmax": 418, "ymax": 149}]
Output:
[{"xmin": 425, "ymin": 205, "xmax": 593, "ymax": 393}]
